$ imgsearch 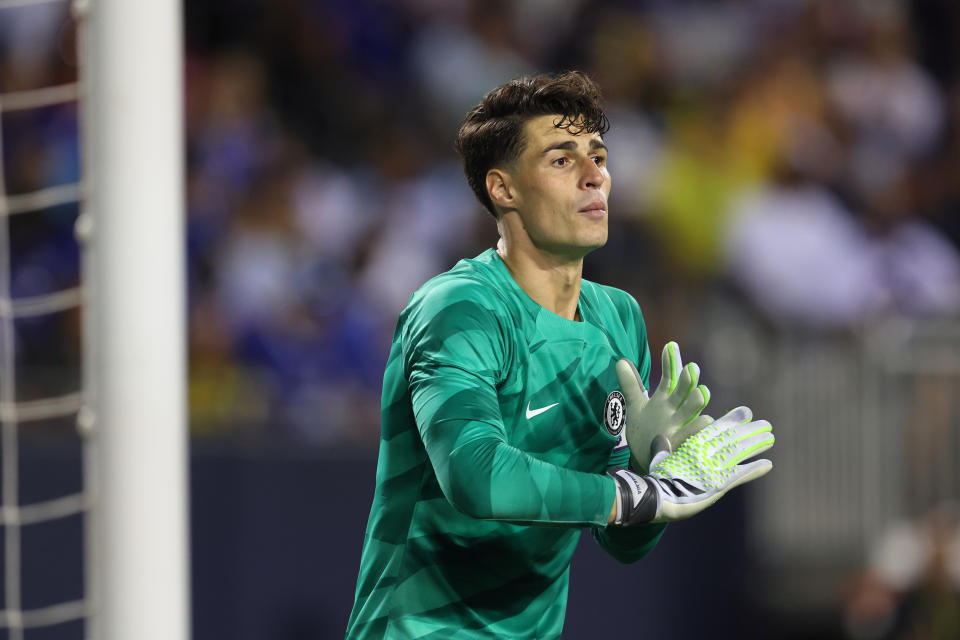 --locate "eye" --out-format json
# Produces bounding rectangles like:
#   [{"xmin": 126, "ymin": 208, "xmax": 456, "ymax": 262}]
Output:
[
  {"xmin": 552, "ymin": 156, "xmax": 568, "ymax": 167},
  {"xmin": 592, "ymin": 155, "xmax": 606, "ymax": 166}
]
